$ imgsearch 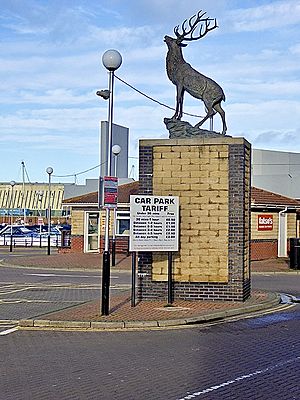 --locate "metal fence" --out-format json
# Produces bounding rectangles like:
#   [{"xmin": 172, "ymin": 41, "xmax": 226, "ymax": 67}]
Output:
[{"xmin": 0, "ymin": 234, "xmax": 61, "ymax": 248}]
